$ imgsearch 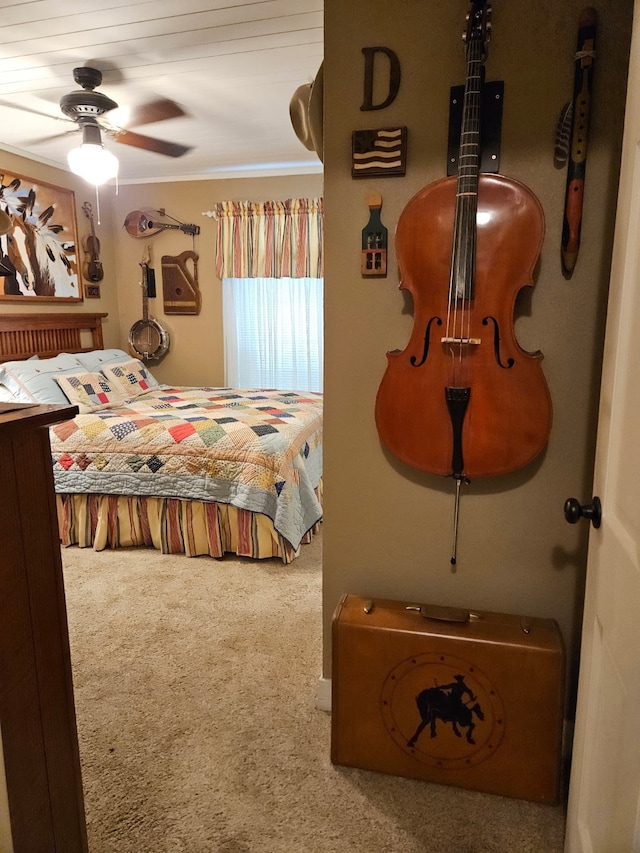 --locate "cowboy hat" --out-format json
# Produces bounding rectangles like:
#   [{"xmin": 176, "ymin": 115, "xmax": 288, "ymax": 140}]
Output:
[{"xmin": 289, "ymin": 62, "xmax": 323, "ymax": 162}]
